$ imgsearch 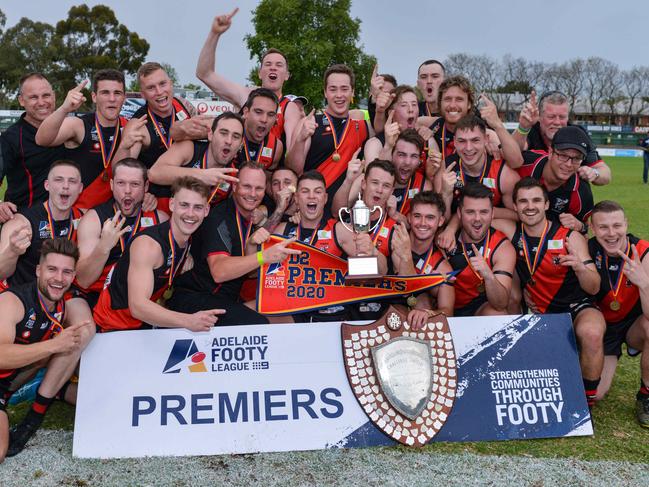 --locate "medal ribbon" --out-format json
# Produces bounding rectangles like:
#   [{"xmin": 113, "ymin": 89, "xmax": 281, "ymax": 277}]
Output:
[
  {"xmin": 167, "ymin": 229, "xmax": 190, "ymax": 287},
  {"xmin": 605, "ymin": 240, "xmax": 630, "ymax": 301},
  {"xmin": 415, "ymin": 245, "xmax": 436, "ymax": 274},
  {"xmin": 397, "ymin": 177, "xmax": 415, "ymax": 214},
  {"xmin": 440, "ymin": 123, "xmax": 447, "ymax": 158},
  {"xmin": 458, "ymin": 155, "xmax": 488, "ymax": 186},
  {"xmin": 114, "ymin": 204, "xmax": 142, "ymax": 252},
  {"xmin": 297, "ymin": 221, "xmax": 321, "ymax": 246},
  {"xmin": 94, "ymin": 115, "xmax": 120, "ymax": 174},
  {"xmin": 148, "ymin": 107, "xmax": 174, "ymax": 149},
  {"xmin": 236, "ymin": 211, "xmax": 253, "ymax": 250},
  {"xmin": 37, "ymin": 290, "xmax": 65, "ymax": 336},
  {"xmin": 323, "ymin": 112, "xmax": 351, "ymax": 158},
  {"xmin": 460, "ymin": 228, "xmax": 490, "ymax": 284},
  {"xmin": 44, "ymin": 201, "xmax": 73, "ymax": 240},
  {"xmin": 242, "ymin": 136, "xmax": 263, "ymax": 163},
  {"xmin": 521, "ymin": 220, "xmax": 550, "ymax": 278}
]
